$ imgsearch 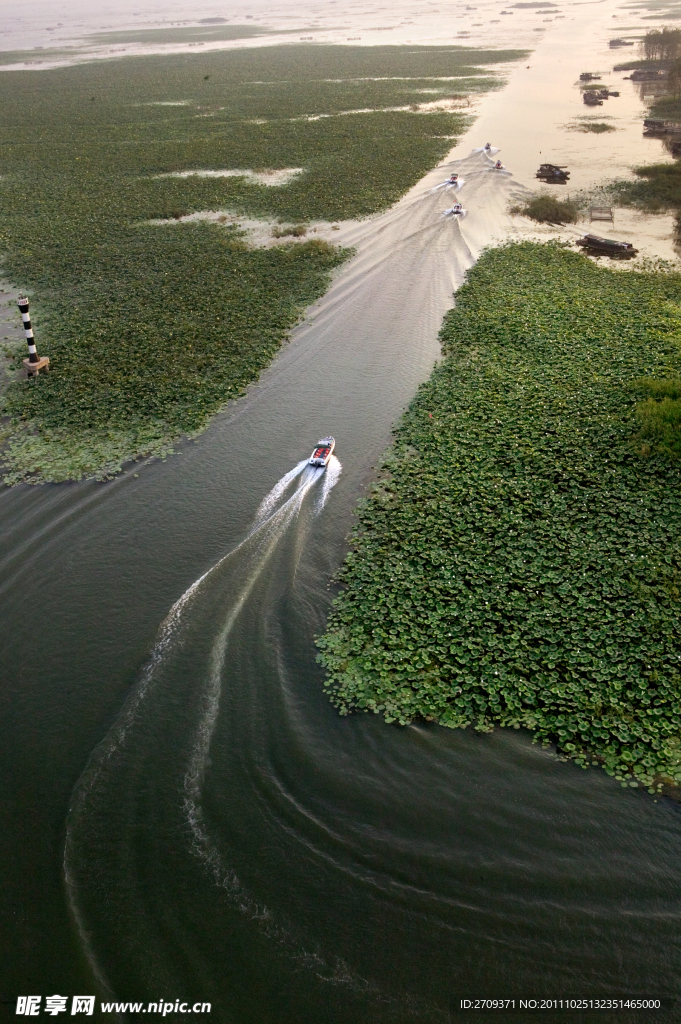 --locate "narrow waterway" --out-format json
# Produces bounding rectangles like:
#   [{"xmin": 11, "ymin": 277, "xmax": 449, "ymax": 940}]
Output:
[{"xmin": 2, "ymin": 3, "xmax": 681, "ymax": 1021}]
